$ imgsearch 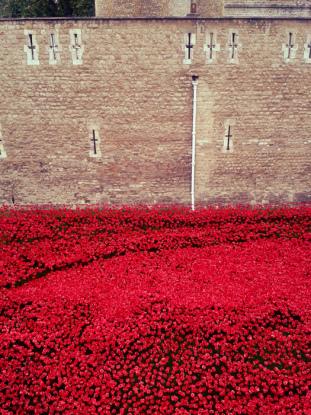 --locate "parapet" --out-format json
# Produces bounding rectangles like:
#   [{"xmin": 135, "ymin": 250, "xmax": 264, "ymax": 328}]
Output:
[
  {"xmin": 95, "ymin": 0, "xmax": 224, "ymax": 18},
  {"xmin": 95, "ymin": 0, "xmax": 171, "ymax": 18},
  {"xmin": 95, "ymin": 0, "xmax": 311, "ymax": 18},
  {"xmin": 225, "ymin": 1, "xmax": 311, "ymax": 18}
]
